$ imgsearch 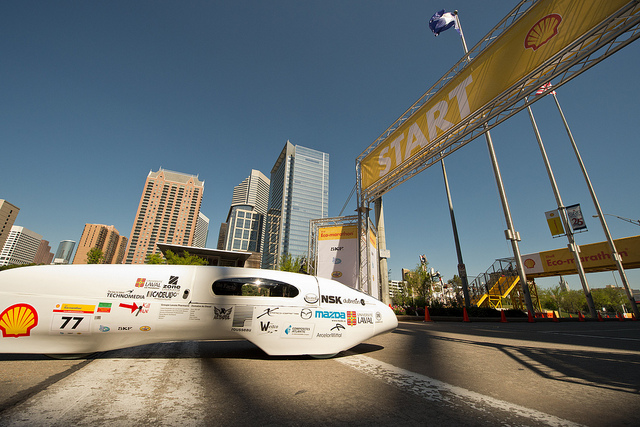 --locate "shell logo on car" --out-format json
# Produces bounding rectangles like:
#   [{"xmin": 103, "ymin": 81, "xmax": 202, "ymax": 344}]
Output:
[{"xmin": 0, "ymin": 304, "xmax": 39, "ymax": 338}]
